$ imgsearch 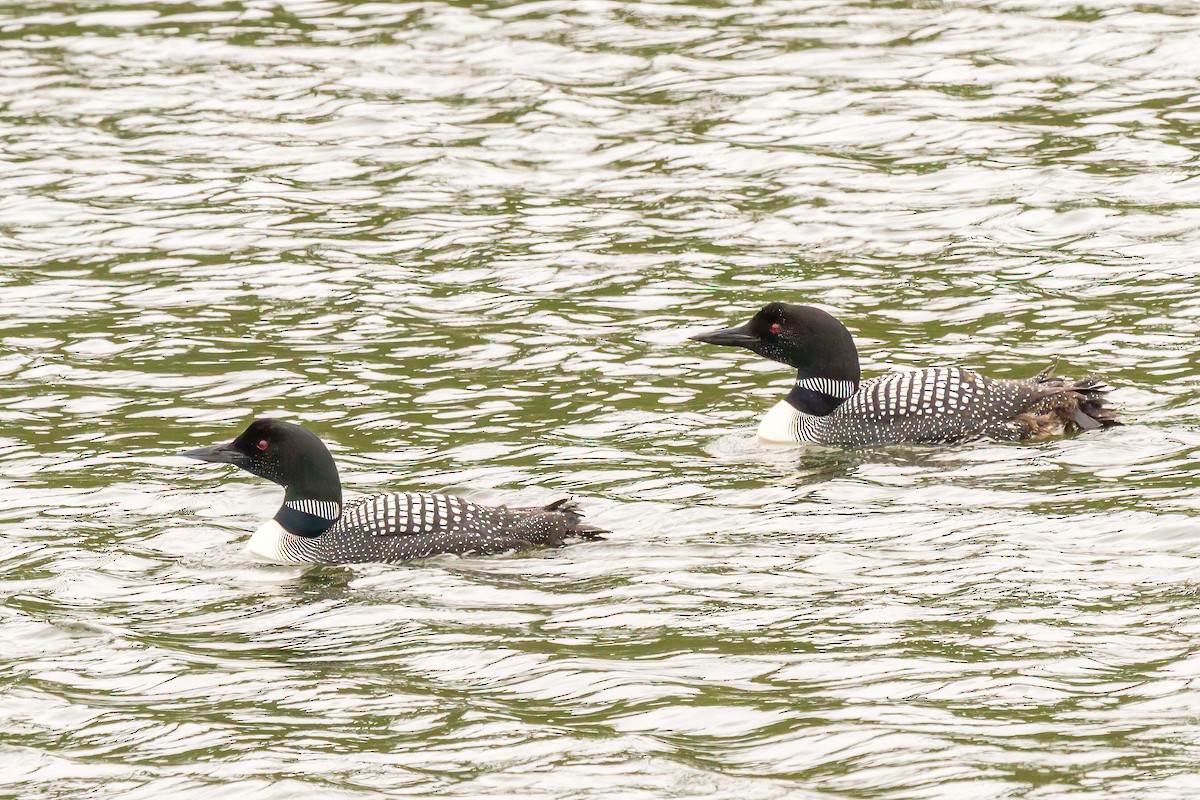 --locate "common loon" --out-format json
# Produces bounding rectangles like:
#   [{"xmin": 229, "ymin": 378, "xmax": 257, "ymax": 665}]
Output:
[
  {"xmin": 691, "ymin": 302, "xmax": 1119, "ymax": 446},
  {"xmin": 182, "ymin": 419, "xmax": 603, "ymax": 564}
]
